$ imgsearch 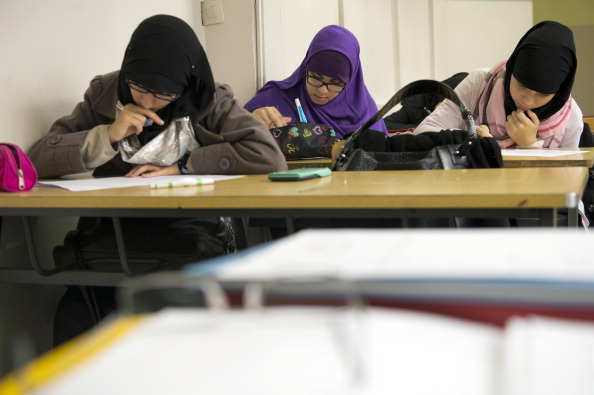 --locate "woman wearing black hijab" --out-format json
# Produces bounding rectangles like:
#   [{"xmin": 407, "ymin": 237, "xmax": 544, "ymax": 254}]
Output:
[
  {"xmin": 415, "ymin": 21, "xmax": 583, "ymax": 149},
  {"xmin": 28, "ymin": 15, "xmax": 287, "ymax": 346},
  {"xmin": 29, "ymin": 14, "xmax": 287, "ymax": 178}
]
